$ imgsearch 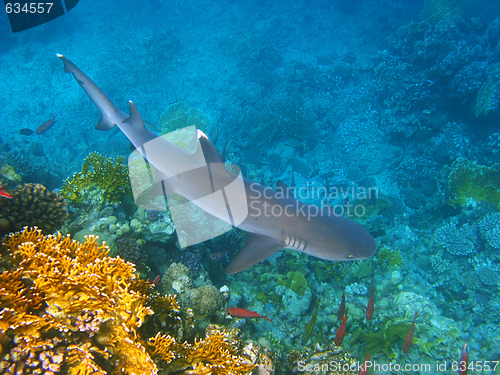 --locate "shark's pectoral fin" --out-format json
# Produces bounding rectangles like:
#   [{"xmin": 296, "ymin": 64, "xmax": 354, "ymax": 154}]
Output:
[
  {"xmin": 225, "ymin": 233, "xmax": 283, "ymax": 274},
  {"xmin": 95, "ymin": 116, "xmax": 116, "ymax": 130}
]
